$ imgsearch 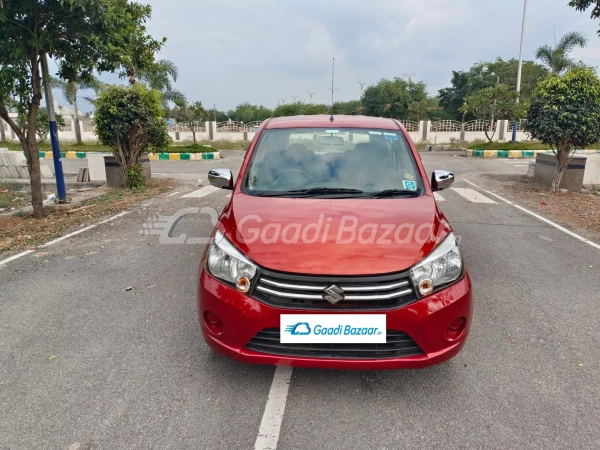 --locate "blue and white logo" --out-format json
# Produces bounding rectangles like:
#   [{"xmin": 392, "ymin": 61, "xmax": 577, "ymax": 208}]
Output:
[
  {"xmin": 284, "ymin": 322, "xmax": 311, "ymax": 335},
  {"xmin": 403, "ymin": 180, "xmax": 417, "ymax": 191},
  {"xmin": 280, "ymin": 315, "xmax": 386, "ymax": 344}
]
